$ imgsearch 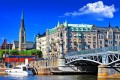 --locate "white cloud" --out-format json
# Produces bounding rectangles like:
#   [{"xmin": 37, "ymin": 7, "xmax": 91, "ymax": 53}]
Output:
[{"xmin": 64, "ymin": 1, "xmax": 117, "ymax": 20}]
